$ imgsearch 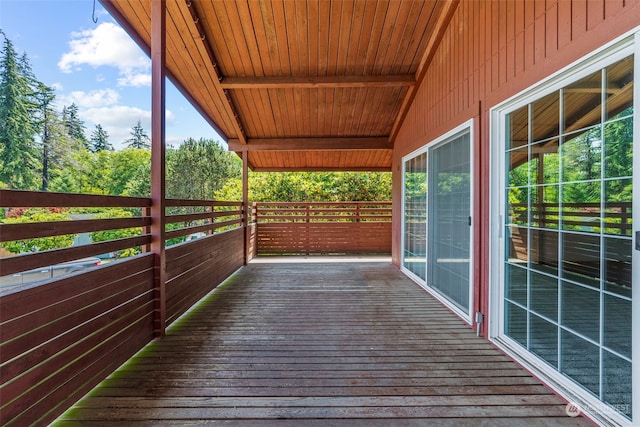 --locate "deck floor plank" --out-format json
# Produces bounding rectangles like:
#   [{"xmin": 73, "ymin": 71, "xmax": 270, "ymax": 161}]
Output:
[{"xmin": 54, "ymin": 261, "xmax": 591, "ymax": 425}]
